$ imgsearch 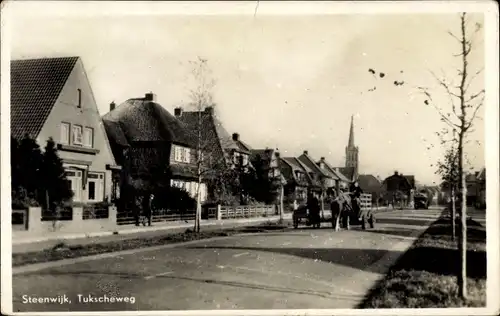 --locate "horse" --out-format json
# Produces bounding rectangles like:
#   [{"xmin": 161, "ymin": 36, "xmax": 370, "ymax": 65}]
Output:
[{"xmin": 331, "ymin": 192, "xmax": 356, "ymax": 231}]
